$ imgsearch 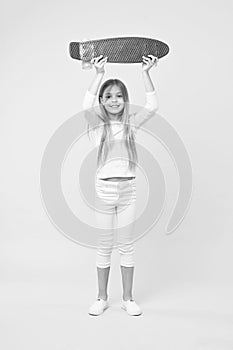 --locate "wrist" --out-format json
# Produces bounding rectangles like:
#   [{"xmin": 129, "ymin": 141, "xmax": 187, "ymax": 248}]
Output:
[
  {"xmin": 96, "ymin": 70, "xmax": 105, "ymax": 75},
  {"xmin": 146, "ymin": 89, "xmax": 156, "ymax": 94}
]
